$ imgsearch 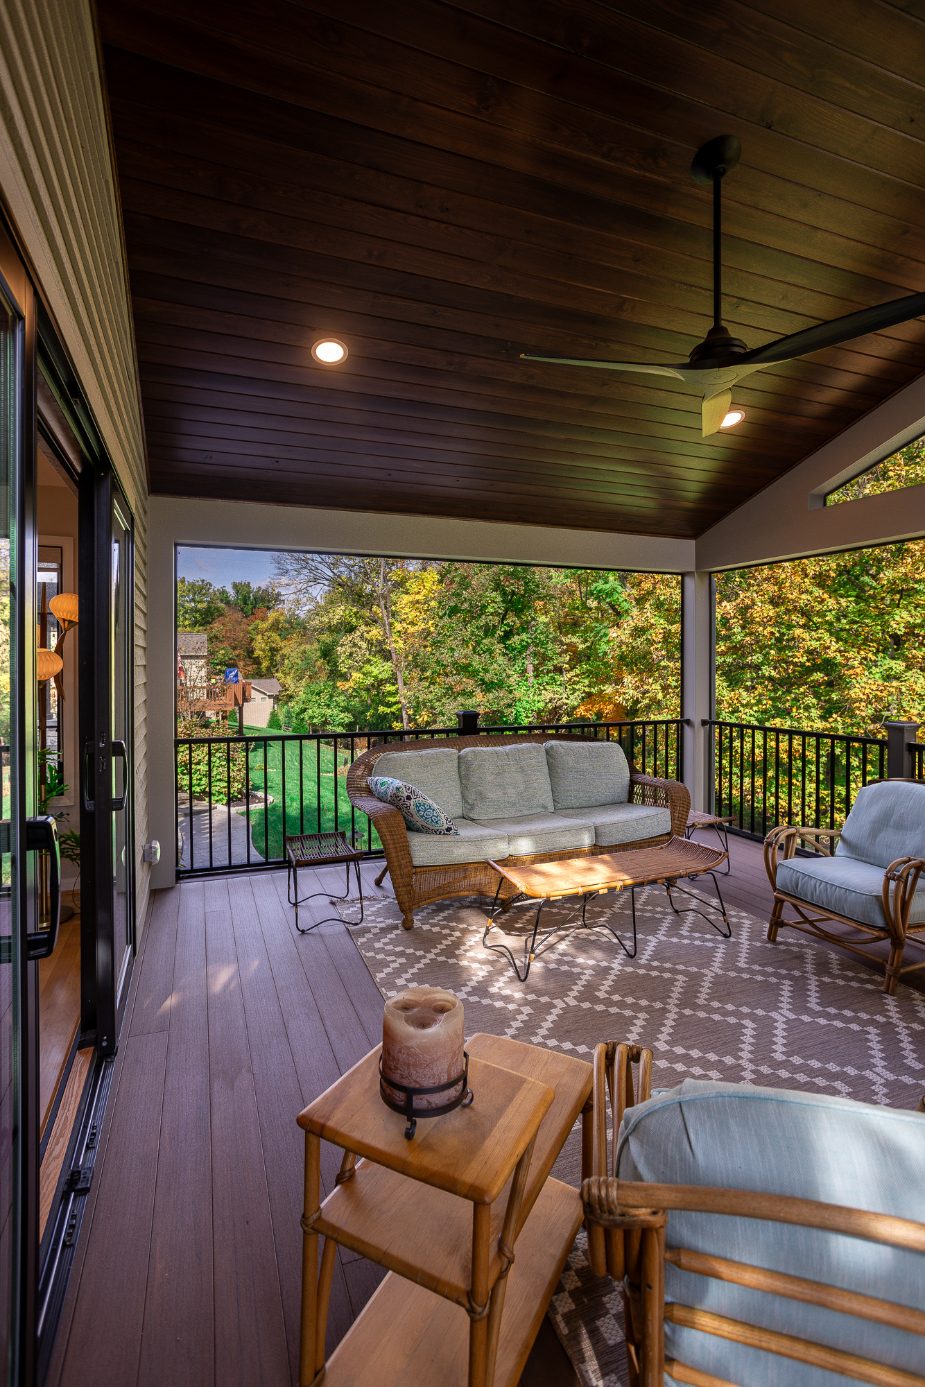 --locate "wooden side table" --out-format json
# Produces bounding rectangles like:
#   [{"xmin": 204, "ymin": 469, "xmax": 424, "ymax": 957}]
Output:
[
  {"xmin": 285, "ymin": 830, "xmax": 364, "ymax": 932},
  {"xmin": 297, "ymin": 1033, "xmax": 592, "ymax": 1387}
]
